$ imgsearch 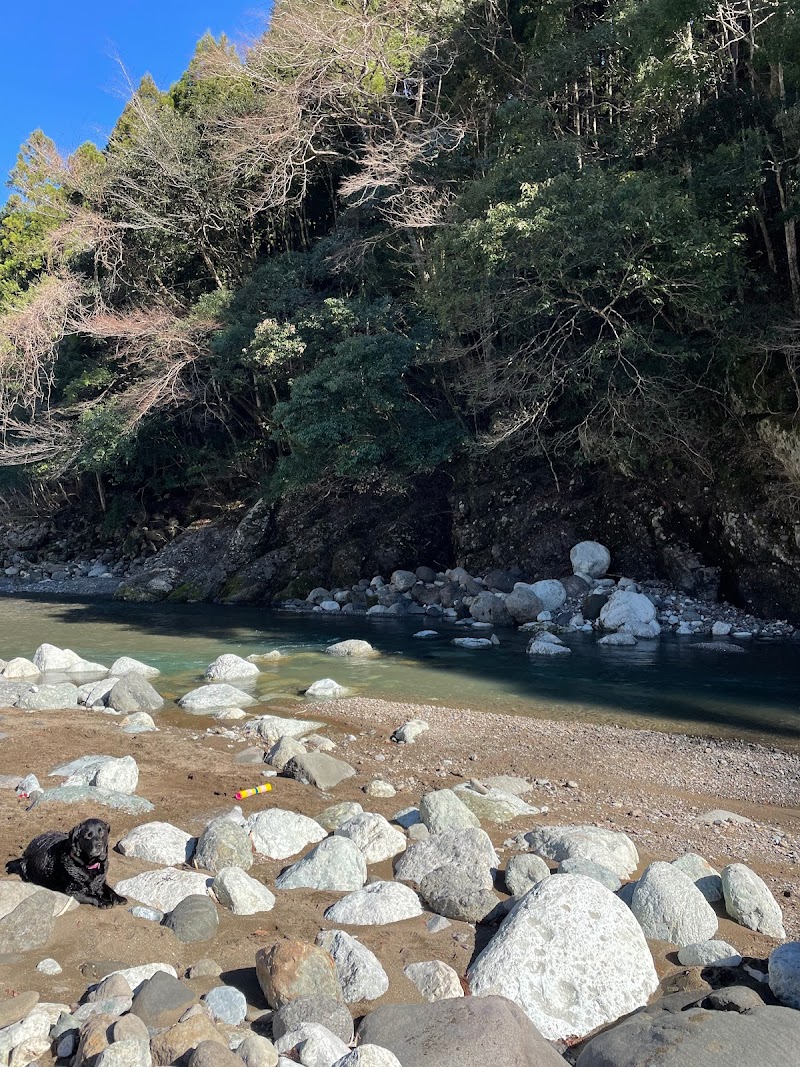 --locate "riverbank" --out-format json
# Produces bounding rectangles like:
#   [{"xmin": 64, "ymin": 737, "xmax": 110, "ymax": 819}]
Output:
[{"xmin": 0, "ymin": 693, "xmax": 798, "ymax": 1035}]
